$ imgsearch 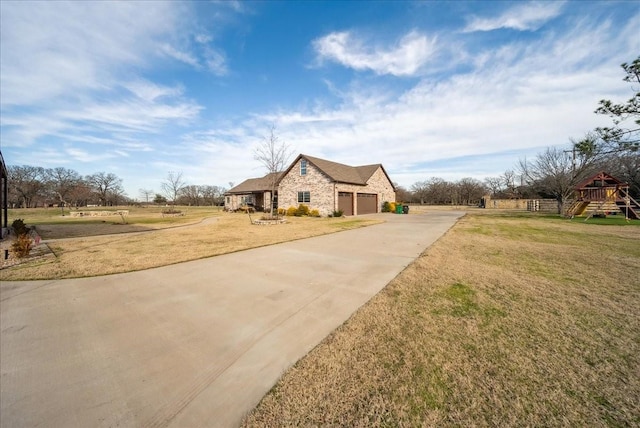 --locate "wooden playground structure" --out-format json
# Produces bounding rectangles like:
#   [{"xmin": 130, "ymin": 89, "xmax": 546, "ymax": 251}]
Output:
[{"xmin": 566, "ymin": 172, "xmax": 639, "ymax": 220}]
